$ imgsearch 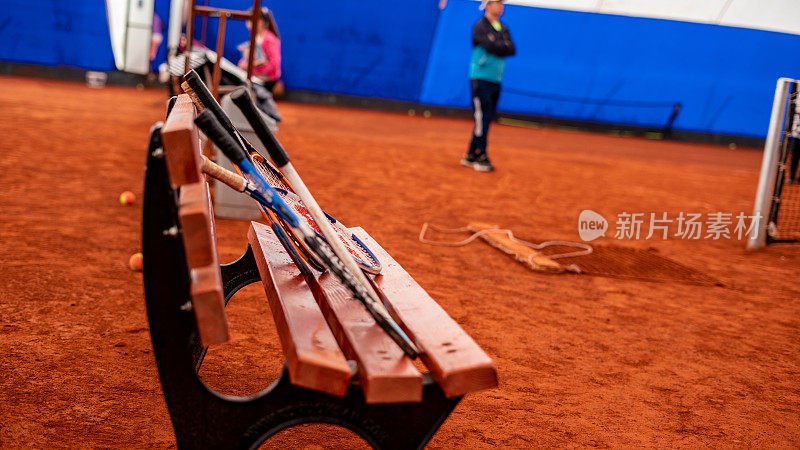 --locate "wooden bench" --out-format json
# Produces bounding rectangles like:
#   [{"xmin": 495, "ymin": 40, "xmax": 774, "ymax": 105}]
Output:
[{"xmin": 142, "ymin": 94, "xmax": 498, "ymax": 449}]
